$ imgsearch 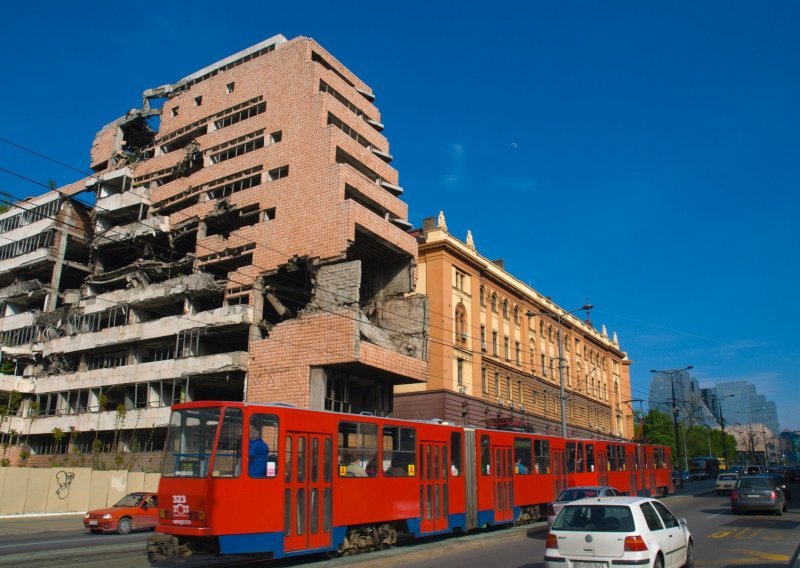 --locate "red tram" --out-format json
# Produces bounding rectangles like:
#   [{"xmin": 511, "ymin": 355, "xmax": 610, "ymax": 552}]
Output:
[{"xmin": 147, "ymin": 401, "xmax": 672, "ymax": 562}]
